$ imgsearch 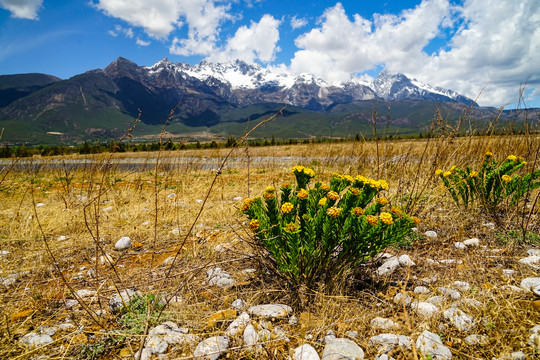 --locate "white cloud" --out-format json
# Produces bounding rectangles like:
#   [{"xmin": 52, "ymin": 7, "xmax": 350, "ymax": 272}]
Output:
[
  {"xmin": 94, "ymin": 0, "xmax": 231, "ymax": 41},
  {"xmin": 289, "ymin": 0, "xmax": 540, "ymax": 106},
  {"xmin": 205, "ymin": 14, "xmax": 281, "ymax": 63},
  {"xmin": 136, "ymin": 38, "xmax": 151, "ymax": 46},
  {"xmin": 290, "ymin": 15, "xmax": 307, "ymax": 30},
  {"xmin": 108, "ymin": 25, "xmax": 134, "ymax": 38},
  {"xmin": 0, "ymin": 0, "xmax": 42, "ymax": 20}
]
